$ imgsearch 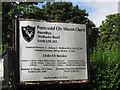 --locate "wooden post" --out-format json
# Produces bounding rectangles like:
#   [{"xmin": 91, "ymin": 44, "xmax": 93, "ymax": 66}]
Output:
[
  {"xmin": 12, "ymin": 19, "xmax": 15, "ymax": 50},
  {"xmin": 13, "ymin": 18, "xmax": 19, "ymax": 51},
  {"xmin": 86, "ymin": 24, "xmax": 90, "ymax": 82}
]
